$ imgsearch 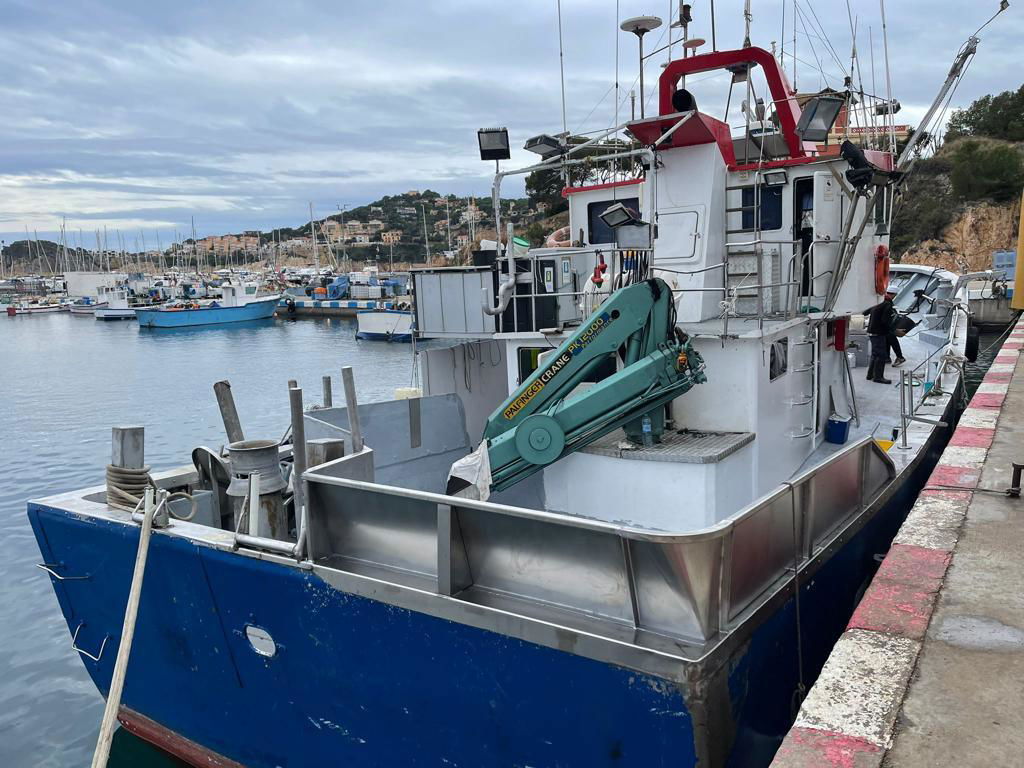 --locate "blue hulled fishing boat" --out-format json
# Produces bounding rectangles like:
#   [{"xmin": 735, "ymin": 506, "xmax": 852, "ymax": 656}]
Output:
[
  {"xmin": 135, "ymin": 283, "xmax": 279, "ymax": 328},
  {"xmin": 29, "ymin": 6, "xmax": 1001, "ymax": 767}
]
